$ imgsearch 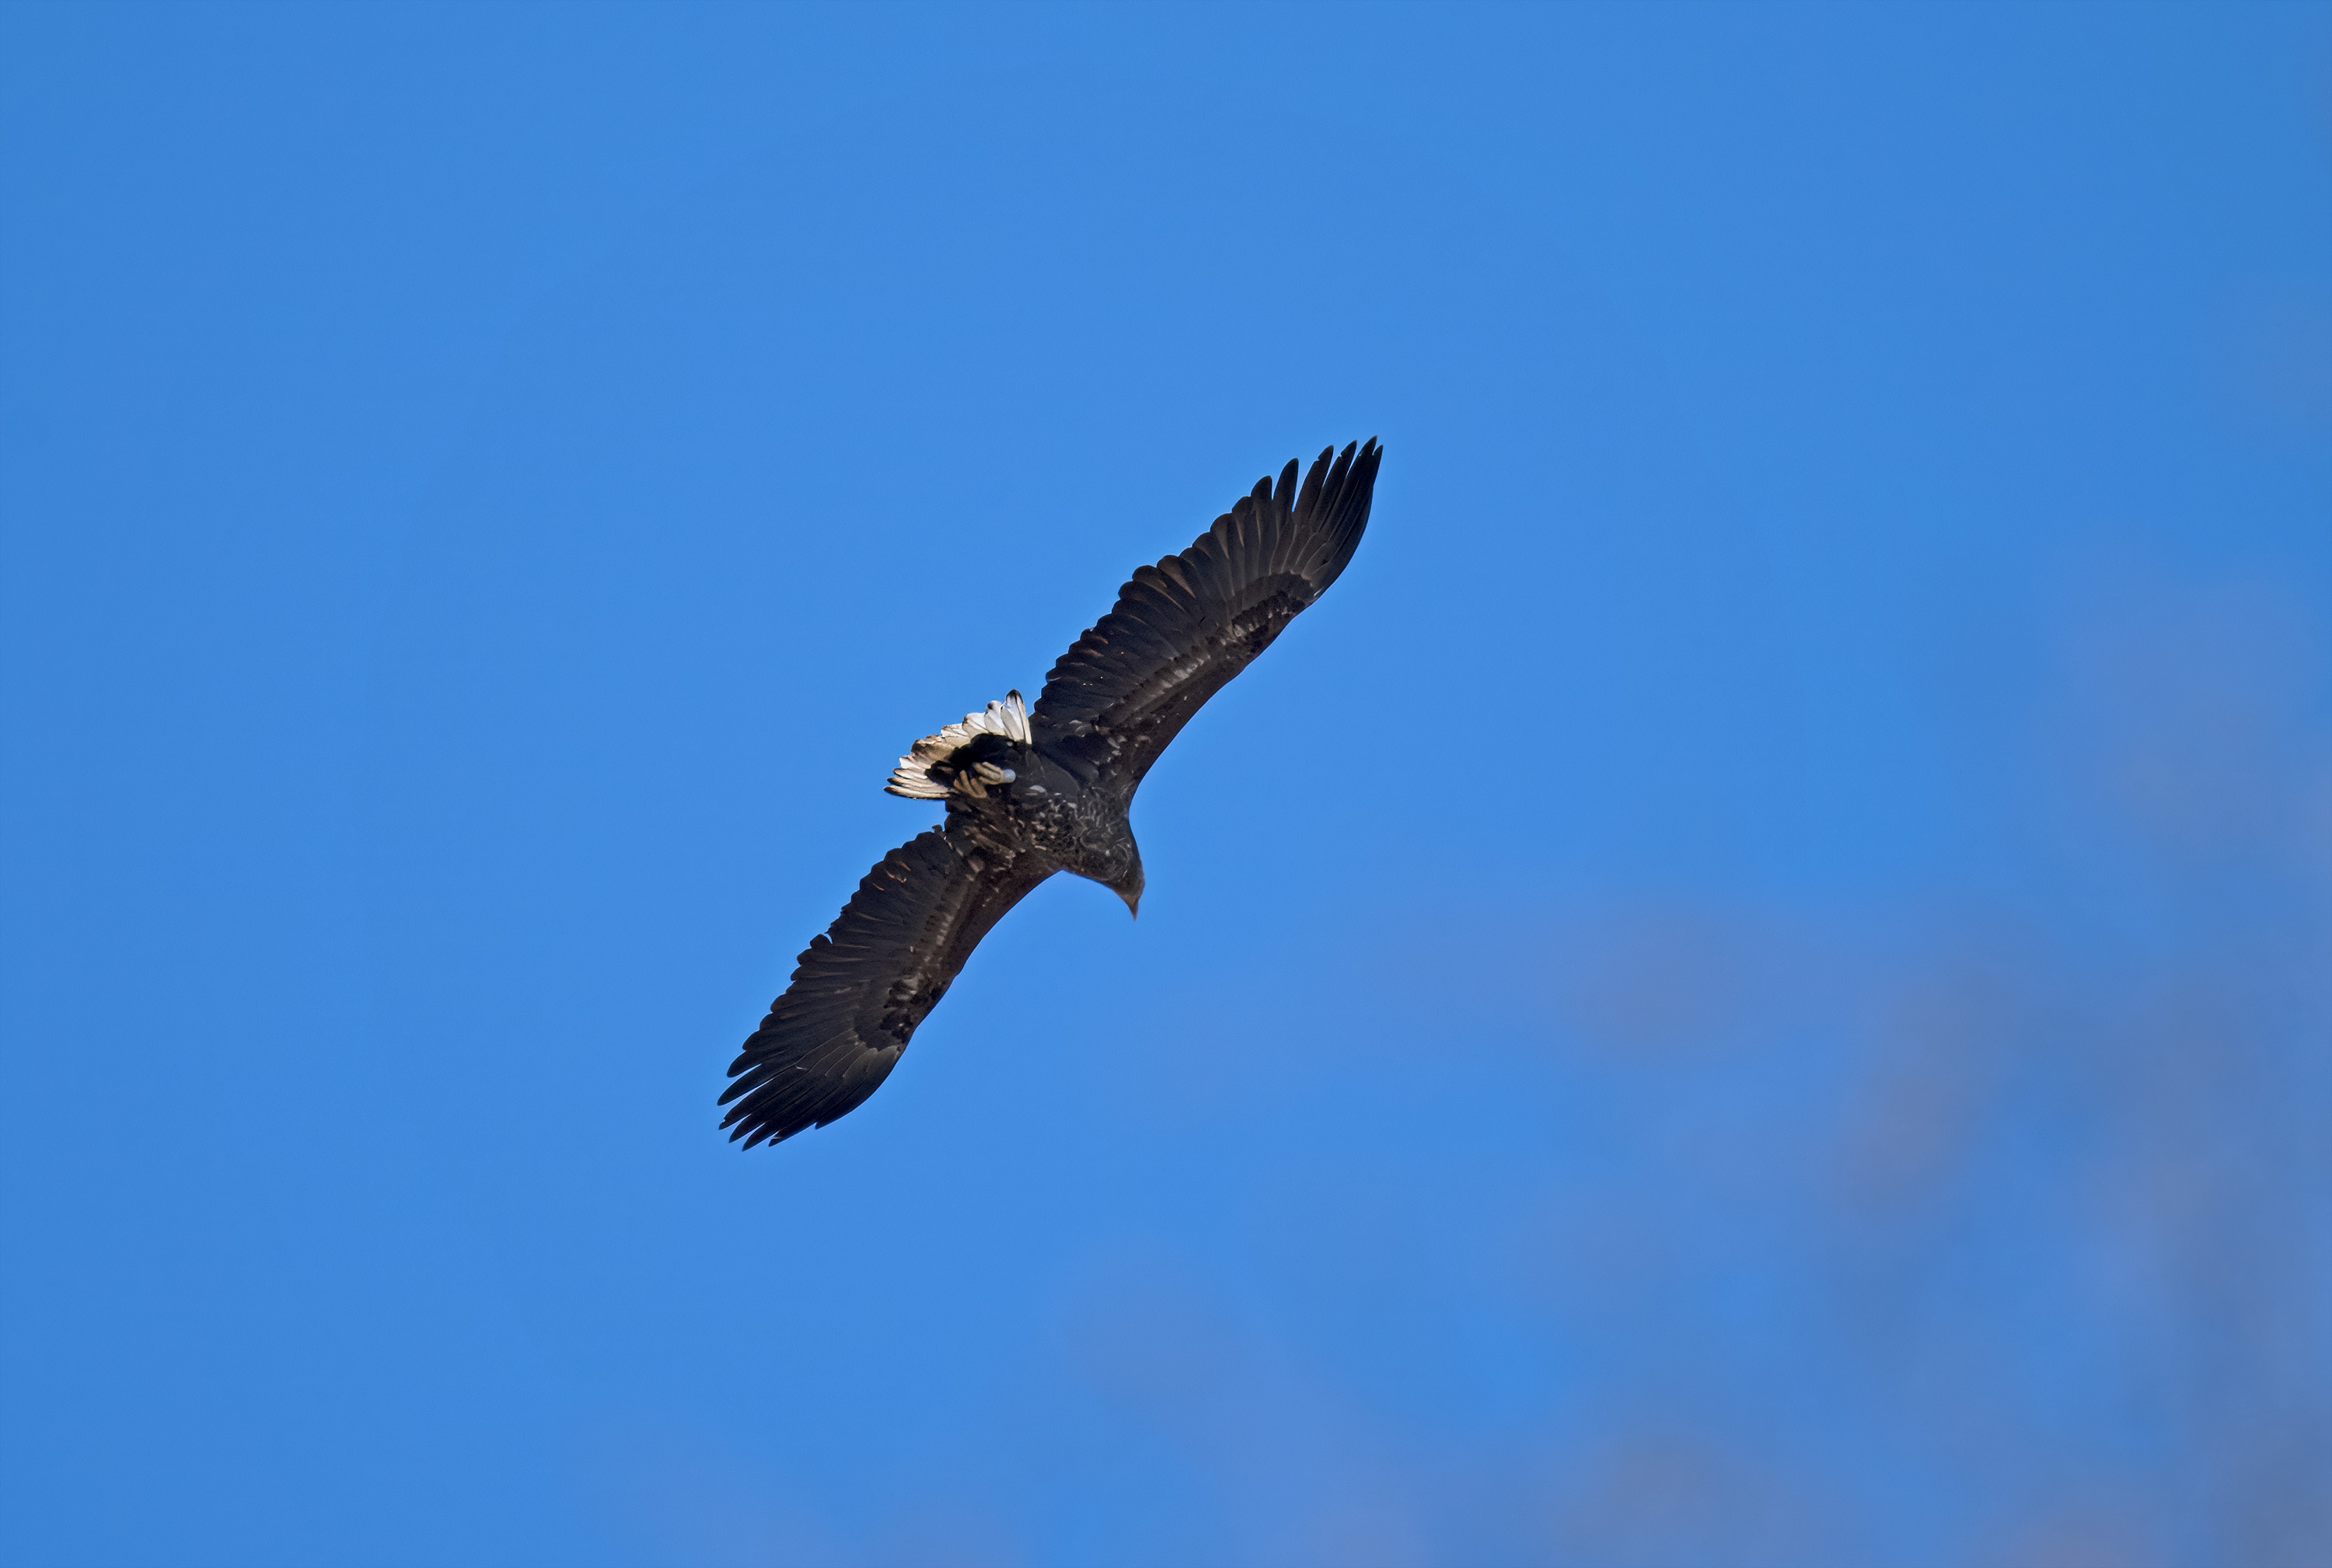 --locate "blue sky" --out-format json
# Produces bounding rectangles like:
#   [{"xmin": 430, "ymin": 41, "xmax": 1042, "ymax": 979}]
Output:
[{"xmin": 3, "ymin": 4, "xmax": 2328, "ymax": 1565}]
